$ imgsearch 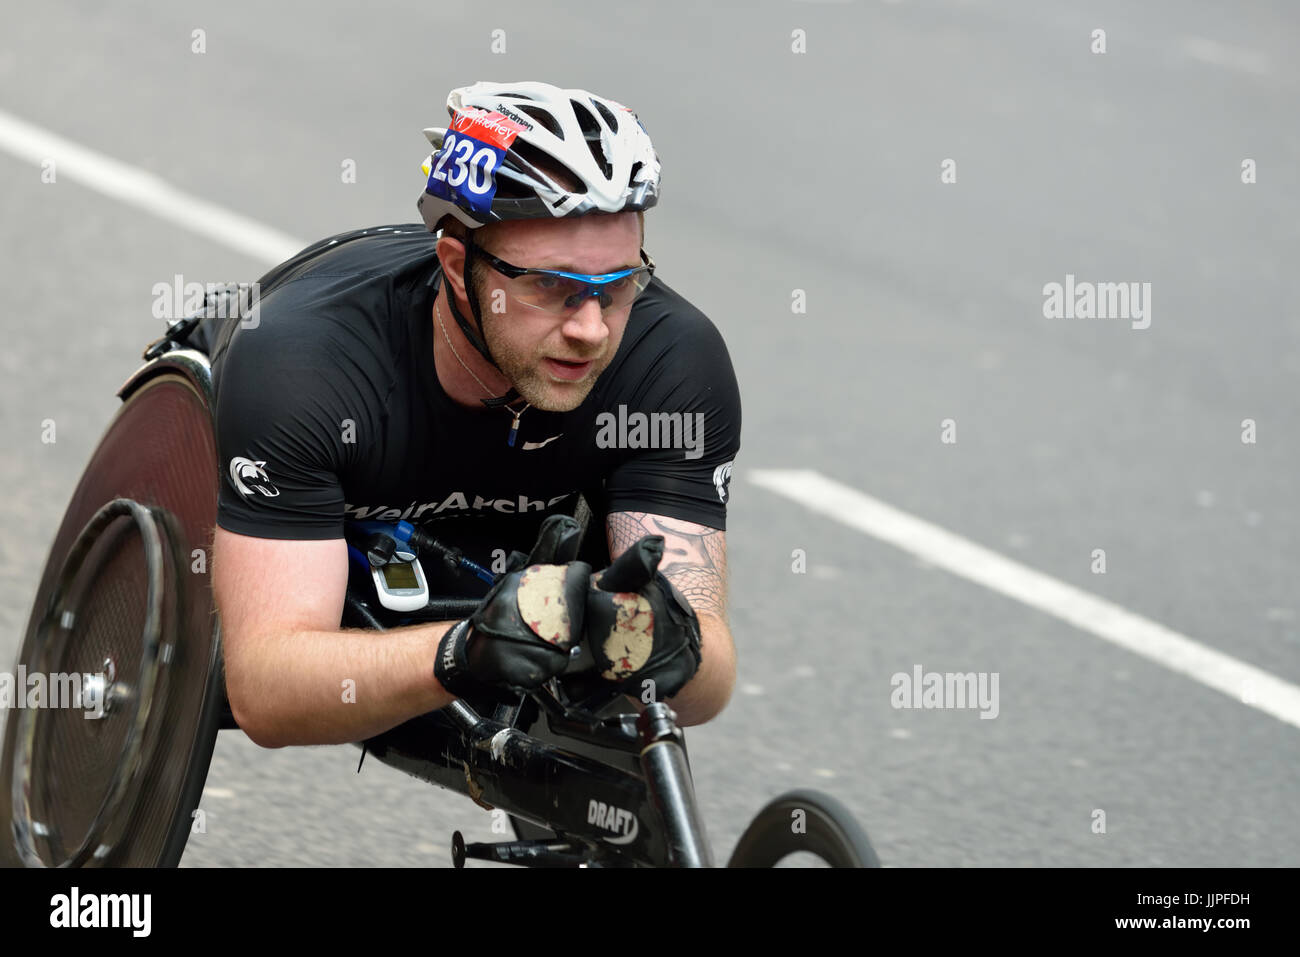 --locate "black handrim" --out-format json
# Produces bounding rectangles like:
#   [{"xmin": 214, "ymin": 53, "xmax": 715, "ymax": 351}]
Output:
[{"xmin": 10, "ymin": 499, "xmax": 170, "ymax": 867}]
